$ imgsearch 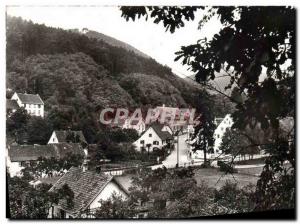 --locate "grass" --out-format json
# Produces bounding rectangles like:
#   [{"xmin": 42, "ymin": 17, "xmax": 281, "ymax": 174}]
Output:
[
  {"xmin": 234, "ymin": 157, "xmax": 266, "ymax": 165},
  {"xmin": 193, "ymin": 167, "xmax": 259, "ymax": 190}
]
